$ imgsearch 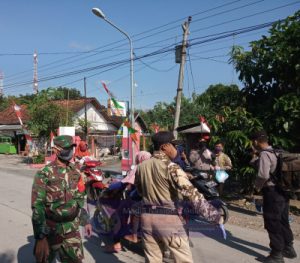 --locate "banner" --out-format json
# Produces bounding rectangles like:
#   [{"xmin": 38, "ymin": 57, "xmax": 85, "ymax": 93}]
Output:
[{"xmin": 107, "ymin": 99, "xmax": 127, "ymax": 117}]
